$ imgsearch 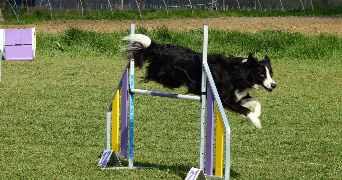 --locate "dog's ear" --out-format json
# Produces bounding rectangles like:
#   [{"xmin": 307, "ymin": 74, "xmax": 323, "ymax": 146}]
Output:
[
  {"xmin": 265, "ymin": 55, "xmax": 270, "ymax": 62},
  {"xmin": 244, "ymin": 53, "xmax": 258, "ymax": 67},
  {"xmin": 248, "ymin": 52, "xmax": 253, "ymax": 58}
]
